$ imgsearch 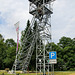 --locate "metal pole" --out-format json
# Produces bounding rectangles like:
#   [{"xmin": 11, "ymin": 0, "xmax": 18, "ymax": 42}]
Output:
[
  {"xmin": 48, "ymin": 64, "xmax": 49, "ymax": 75},
  {"xmin": 43, "ymin": 0, "xmax": 46, "ymax": 75},
  {"xmin": 15, "ymin": 34, "xmax": 18, "ymax": 75},
  {"xmin": 51, "ymin": 64, "xmax": 54, "ymax": 75},
  {"xmin": 35, "ymin": 25, "xmax": 37, "ymax": 75},
  {"xmin": 15, "ymin": 54, "xmax": 17, "ymax": 75},
  {"xmin": 51, "ymin": 64, "xmax": 52, "ymax": 75},
  {"xmin": 40, "ymin": 63, "xmax": 41, "ymax": 75},
  {"xmin": 15, "ymin": 31, "xmax": 19, "ymax": 75},
  {"xmin": 53, "ymin": 64, "xmax": 54, "ymax": 75},
  {"xmin": 44, "ymin": 39, "xmax": 45, "ymax": 74}
]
